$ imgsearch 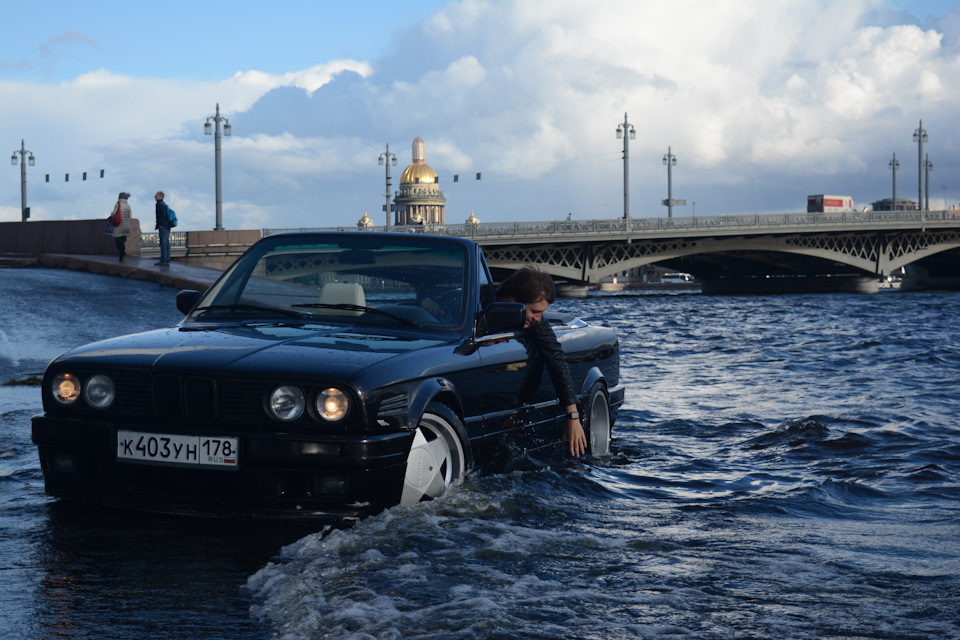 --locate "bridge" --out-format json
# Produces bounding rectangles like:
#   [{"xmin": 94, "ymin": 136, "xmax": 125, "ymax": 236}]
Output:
[{"xmin": 266, "ymin": 208, "xmax": 960, "ymax": 294}]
